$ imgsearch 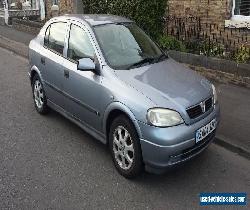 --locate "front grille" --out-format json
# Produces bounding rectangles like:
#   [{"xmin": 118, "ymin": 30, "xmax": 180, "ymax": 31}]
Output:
[
  {"xmin": 186, "ymin": 97, "xmax": 213, "ymax": 119},
  {"xmin": 186, "ymin": 105, "xmax": 202, "ymax": 119},
  {"xmin": 205, "ymin": 98, "xmax": 213, "ymax": 111}
]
